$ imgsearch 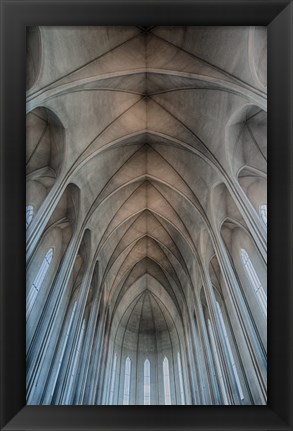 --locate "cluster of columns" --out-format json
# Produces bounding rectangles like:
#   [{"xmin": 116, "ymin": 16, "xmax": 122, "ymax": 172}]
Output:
[{"xmin": 26, "ymin": 158, "xmax": 267, "ymax": 404}]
